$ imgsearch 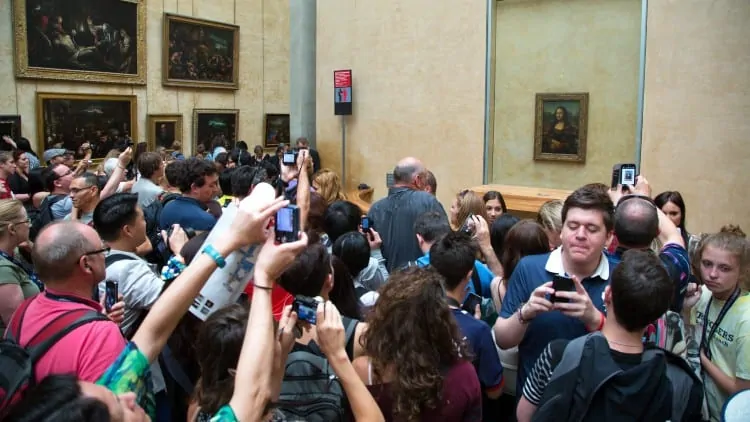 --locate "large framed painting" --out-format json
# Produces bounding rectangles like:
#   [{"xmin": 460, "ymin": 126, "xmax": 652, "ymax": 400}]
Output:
[
  {"xmin": 36, "ymin": 92, "xmax": 137, "ymax": 160},
  {"xmin": 264, "ymin": 114, "xmax": 290, "ymax": 148},
  {"xmin": 0, "ymin": 116, "xmax": 22, "ymax": 146},
  {"xmin": 163, "ymin": 14, "xmax": 240, "ymax": 90},
  {"xmin": 534, "ymin": 93, "xmax": 589, "ymax": 163},
  {"xmin": 193, "ymin": 109, "xmax": 239, "ymax": 155},
  {"xmin": 13, "ymin": 0, "xmax": 146, "ymax": 85},
  {"xmin": 147, "ymin": 114, "xmax": 183, "ymax": 151}
]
